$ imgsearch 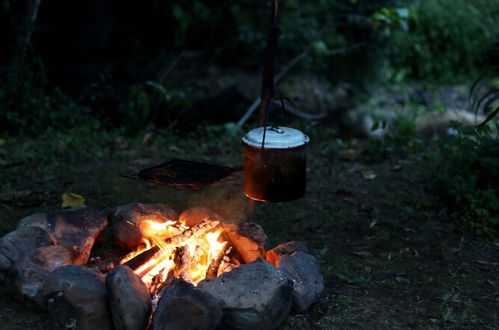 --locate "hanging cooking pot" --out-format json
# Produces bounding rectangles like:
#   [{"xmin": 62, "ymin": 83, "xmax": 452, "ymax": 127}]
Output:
[{"xmin": 242, "ymin": 126, "xmax": 310, "ymax": 202}]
